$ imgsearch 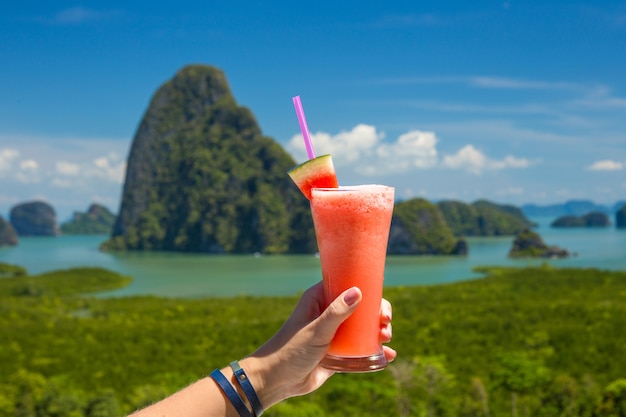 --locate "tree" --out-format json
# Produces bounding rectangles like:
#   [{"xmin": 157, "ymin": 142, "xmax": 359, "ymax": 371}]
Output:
[
  {"xmin": 84, "ymin": 390, "xmax": 120, "ymax": 417},
  {"xmin": 493, "ymin": 352, "xmax": 549, "ymax": 417},
  {"xmin": 389, "ymin": 358, "xmax": 418, "ymax": 417},
  {"xmin": 414, "ymin": 356, "xmax": 457, "ymax": 417},
  {"xmin": 540, "ymin": 374, "xmax": 579, "ymax": 417},
  {"xmin": 597, "ymin": 379, "xmax": 626, "ymax": 417},
  {"xmin": 459, "ymin": 378, "xmax": 490, "ymax": 417},
  {"xmin": 11, "ymin": 369, "xmax": 47, "ymax": 417}
]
